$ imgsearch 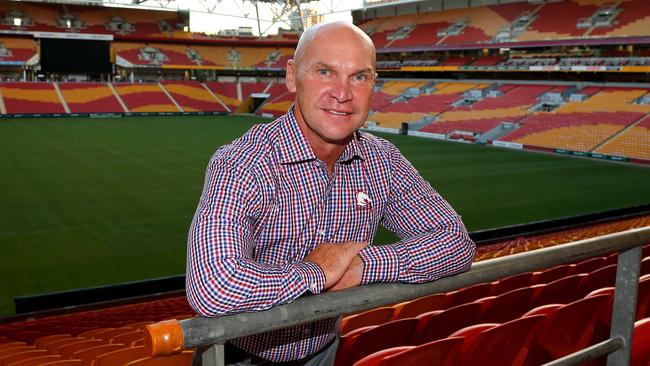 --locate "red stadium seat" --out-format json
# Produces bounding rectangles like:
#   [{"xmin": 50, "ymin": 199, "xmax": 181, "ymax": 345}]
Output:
[
  {"xmin": 94, "ymin": 346, "xmax": 150, "ymax": 366},
  {"xmin": 124, "ymin": 351, "xmax": 193, "ymax": 365},
  {"xmin": 380, "ymin": 337, "xmax": 463, "ymax": 366},
  {"xmin": 7, "ymin": 355, "xmax": 65, "ymax": 366},
  {"xmin": 530, "ymin": 274, "xmax": 586, "ymax": 308},
  {"xmin": 340, "ymin": 307, "xmax": 395, "ymax": 335},
  {"xmin": 577, "ymin": 265, "xmax": 617, "ymax": 298},
  {"xmin": 492, "ymin": 272, "xmax": 534, "ymax": 296},
  {"xmin": 392, "ymin": 293, "xmax": 449, "ymax": 320},
  {"xmin": 33, "ymin": 335, "xmax": 71, "ymax": 349},
  {"xmin": 631, "ymin": 317, "xmax": 650, "ymax": 366},
  {"xmin": 478, "ymin": 286, "xmax": 536, "ymax": 323},
  {"xmin": 458, "ymin": 315, "xmax": 546, "ymax": 366},
  {"xmin": 445, "ymin": 283, "xmax": 493, "ymax": 308},
  {"xmin": 411, "ymin": 302, "xmax": 483, "ymax": 345},
  {"xmin": 570, "ymin": 257, "xmax": 607, "ymax": 275},
  {"xmin": 71, "ymin": 344, "xmax": 126, "ymax": 365},
  {"xmin": 528, "ymin": 294, "xmax": 611, "ymax": 365},
  {"xmin": 533, "ymin": 264, "xmax": 574, "ymax": 285},
  {"xmin": 448, "ymin": 323, "xmax": 498, "ymax": 354},
  {"xmin": 352, "ymin": 346, "xmax": 413, "ymax": 366},
  {"xmin": 0, "ymin": 349, "xmax": 49, "ymax": 366},
  {"xmin": 340, "ymin": 318, "xmax": 419, "ymax": 366}
]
